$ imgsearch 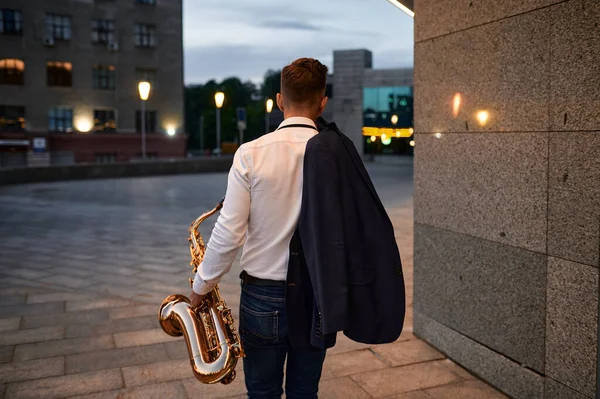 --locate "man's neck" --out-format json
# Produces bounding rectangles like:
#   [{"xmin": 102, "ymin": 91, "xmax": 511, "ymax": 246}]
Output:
[{"xmin": 283, "ymin": 110, "xmax": 317, "ymax": 122}]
